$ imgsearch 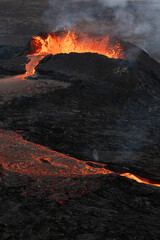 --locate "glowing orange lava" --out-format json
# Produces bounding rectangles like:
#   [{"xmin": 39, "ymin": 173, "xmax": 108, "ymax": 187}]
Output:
[
  {"xmin": 120, "ymin": 173, "xmax": 160, "ymax": 187},
  {"xmin": 0, "ymin": 130, "xmax": 111, "ymax": 178},
  {"xmin": 25, "ymin": 55, "xmax": 44, "ymax": 76},
  {"xmin": 0, "ymin": 130, "xmax": 160, "ymax": 201},
  {"xmin": 29, "ymin": 31, "xmax": 124, "ymax": 59},
  {"xmin": 1, "ymin": 129, "xmax": 160, "ymax": 191},
  {"xmin": 25, "ymin": 30, "xmax": 125, "ymax": 77}
]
